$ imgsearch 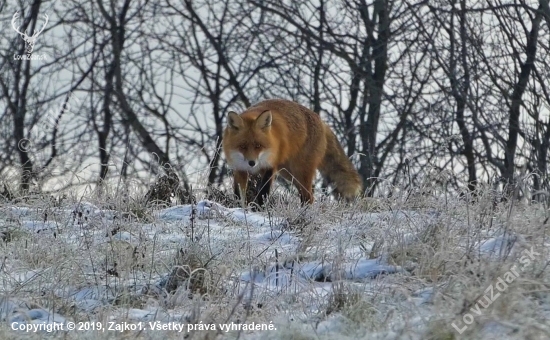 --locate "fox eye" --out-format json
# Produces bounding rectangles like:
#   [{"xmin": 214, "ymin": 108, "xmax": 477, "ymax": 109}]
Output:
[
  {"xmin": 239, "ymin": 145, "xmax": 247, "ymax": 150},
  {"xmin": 254, "ymin": 143, "xmax": 261, "ymax": 149}
]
